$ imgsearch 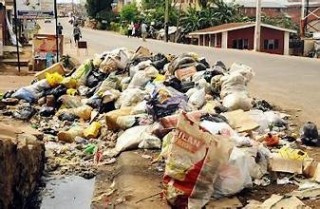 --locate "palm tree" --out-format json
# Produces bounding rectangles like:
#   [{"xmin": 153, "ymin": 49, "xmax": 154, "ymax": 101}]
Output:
[
  {"xmin": 212, "ymin": 0, "xmax": 238, "ymax": 24},
  {"xmin": 180, "ymin": 7, "xmax": 201, "ymax": 33},
  {"xmin": 199, "ymin": 8, "xmax": 217, "ymax": 28}
]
